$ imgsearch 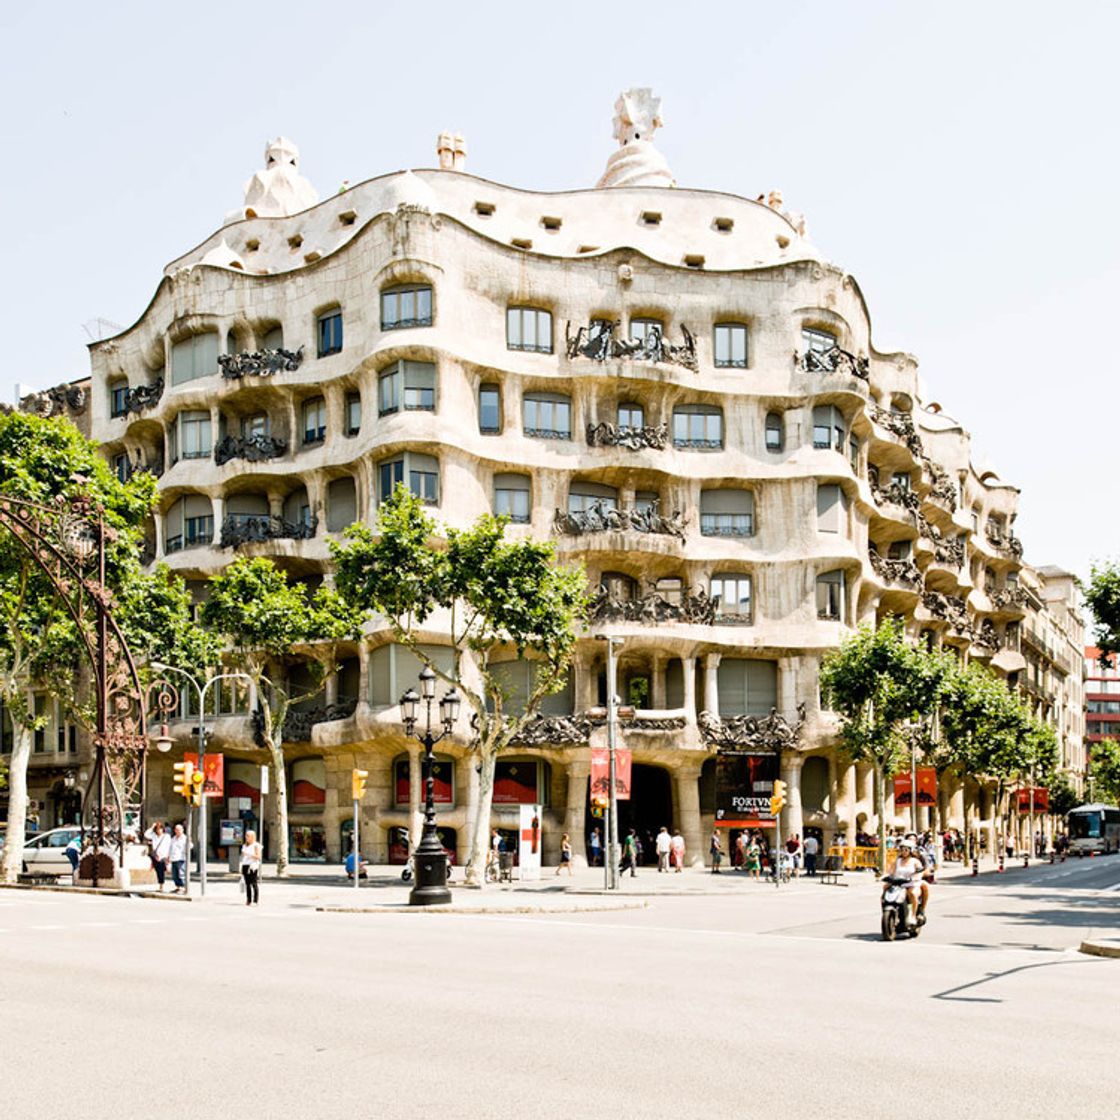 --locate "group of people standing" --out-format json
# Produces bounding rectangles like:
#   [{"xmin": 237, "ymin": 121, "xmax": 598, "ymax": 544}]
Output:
[{"xmin": 143, "ymin": 821, "xmax": 191, "ymax": 893}]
